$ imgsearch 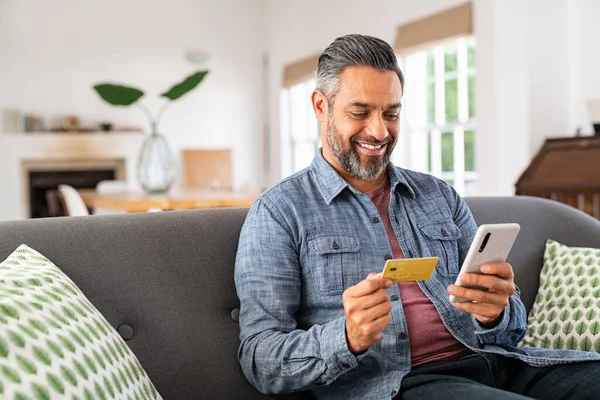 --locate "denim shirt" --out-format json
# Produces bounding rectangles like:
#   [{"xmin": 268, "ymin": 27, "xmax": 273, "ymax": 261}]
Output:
[{"xmin": 234, "ymin": 150, "xmax": 600, "ymax": 400}]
